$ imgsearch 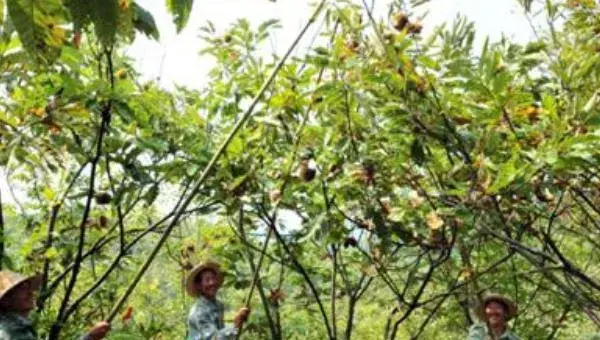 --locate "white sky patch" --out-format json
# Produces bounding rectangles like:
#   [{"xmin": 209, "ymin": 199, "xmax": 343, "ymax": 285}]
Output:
[{"xmin": 127, "ymin": 0, "xmax": 543, "ymax": 89}]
